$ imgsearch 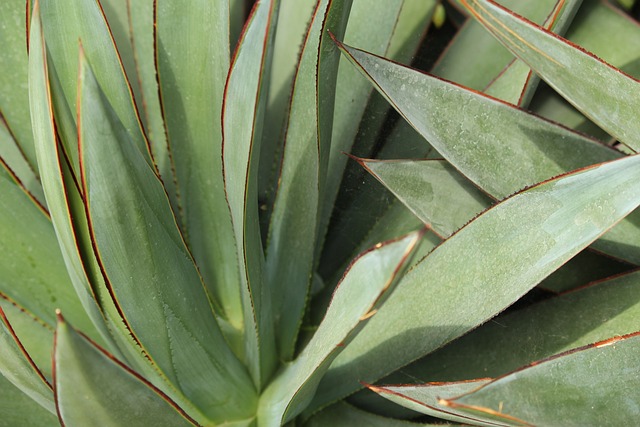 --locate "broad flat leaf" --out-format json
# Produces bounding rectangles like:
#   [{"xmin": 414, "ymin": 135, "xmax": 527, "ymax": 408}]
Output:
[
  {"xmin": 156, "ymin": 0, "xmax": 243, "ymax": 335},
  {"xmin": 223, "ymin": 0, "xmax": 279, "ymax": 386},
  {"xmin": 78, "ymin": 52, "xmax": 256, "ymax": 422},
  {"xmin": 0, "ymin": 299, "xmax": 53, "ymax": 381},
  {"xmin": 310, "ymin": 153, "xmax": 640, "ymax": 411},
  {"xmin": 360, "ymin": 158, "xmax": 492, "ymax": 237},
  {"xmin": 0, "ymin": 0, "xmax": 37, "ymax": 172},
  {"xmin": 39, "ymin": 0, "xmax": 149, "ymax": 163},
  {"xmin": 462, "ymin": 0, "xmax": 640, "ymax": 150},
  {"xmin": 0, "ymin": 307, "xmax": 54, "ymax": 414},
  {"xmin": 336, "ymin": 41, "xmax": 640, "ymax": 265},
  {"xmin": 260, "ymin": 232, "xmax": 421, "ymax": 425},
  {"xmin": 388, "ymin": 269, "xmax": 640, "ymax": 385},
  {"xmin": 370, "ymin": 380, "xmax": 493, "ymax": 426},
  {"xmin": 0, "ymin": 167, "xmax": 92, "ymax": 332},
  {"xmin": 54, "ymin": 315, "xmax": 196, "ymax": 427},
  {"xmin": 265, "ymin": 0, "xmax": 352, "ymax": 360},
  {"xmin": 305, "ymin": 401, "xmax": 449, "ymax": 427},
  {"xmin": 0, "ymin": 374, "xmax": 58, "ymax": 427},
  {"xmin": 446, "ymin": 333, "xmax": 640, "ymax": 425}
]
